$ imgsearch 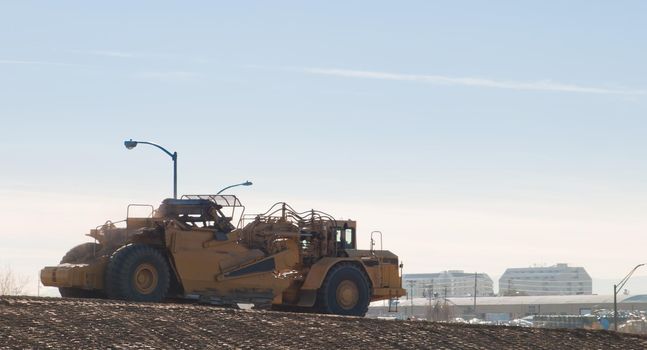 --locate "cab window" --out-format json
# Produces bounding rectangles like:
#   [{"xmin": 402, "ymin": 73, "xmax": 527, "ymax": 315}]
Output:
[
  {"xmin": 336, "ymin": 227, "xmax": 355, "ymax": 249},
  {"xmin": 344, "ymin": 228, "xmax": 354, "ymax": 248}
]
